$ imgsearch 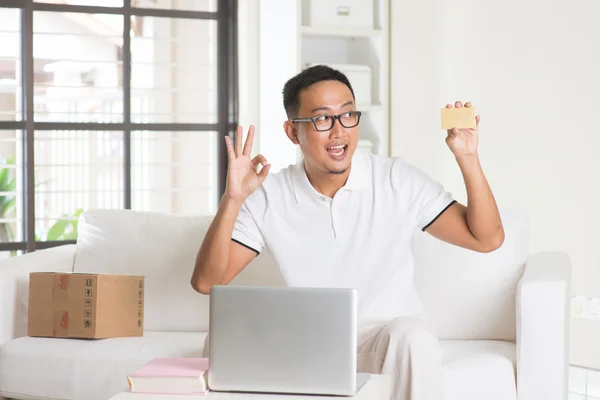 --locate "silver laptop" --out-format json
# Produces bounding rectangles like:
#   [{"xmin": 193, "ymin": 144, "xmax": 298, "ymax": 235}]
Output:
[{"xmin": 207, "ymin": 285, "xmax": 370, "ymax": 396}]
